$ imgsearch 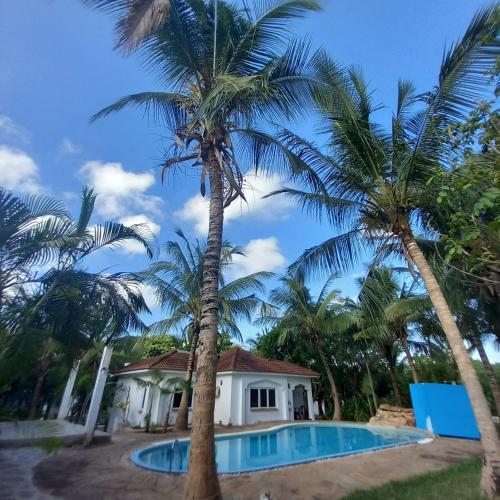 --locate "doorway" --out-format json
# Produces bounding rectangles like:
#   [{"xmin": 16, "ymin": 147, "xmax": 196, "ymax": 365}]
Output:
[{"xmin": 292, "ymin": 384, "xmax": 309, "ymax": 420}]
